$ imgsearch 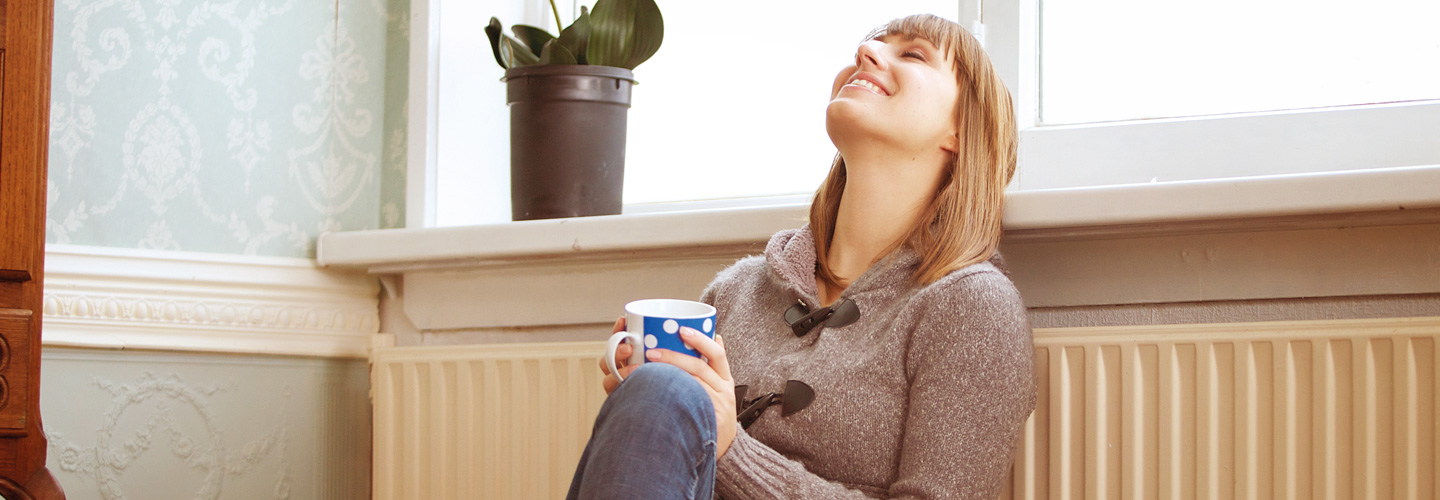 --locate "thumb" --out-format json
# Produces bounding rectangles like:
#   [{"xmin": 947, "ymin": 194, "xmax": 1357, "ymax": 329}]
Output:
[{"xmin": 716, "ymin": 334, "xmax": 724, "ymax": 348}]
